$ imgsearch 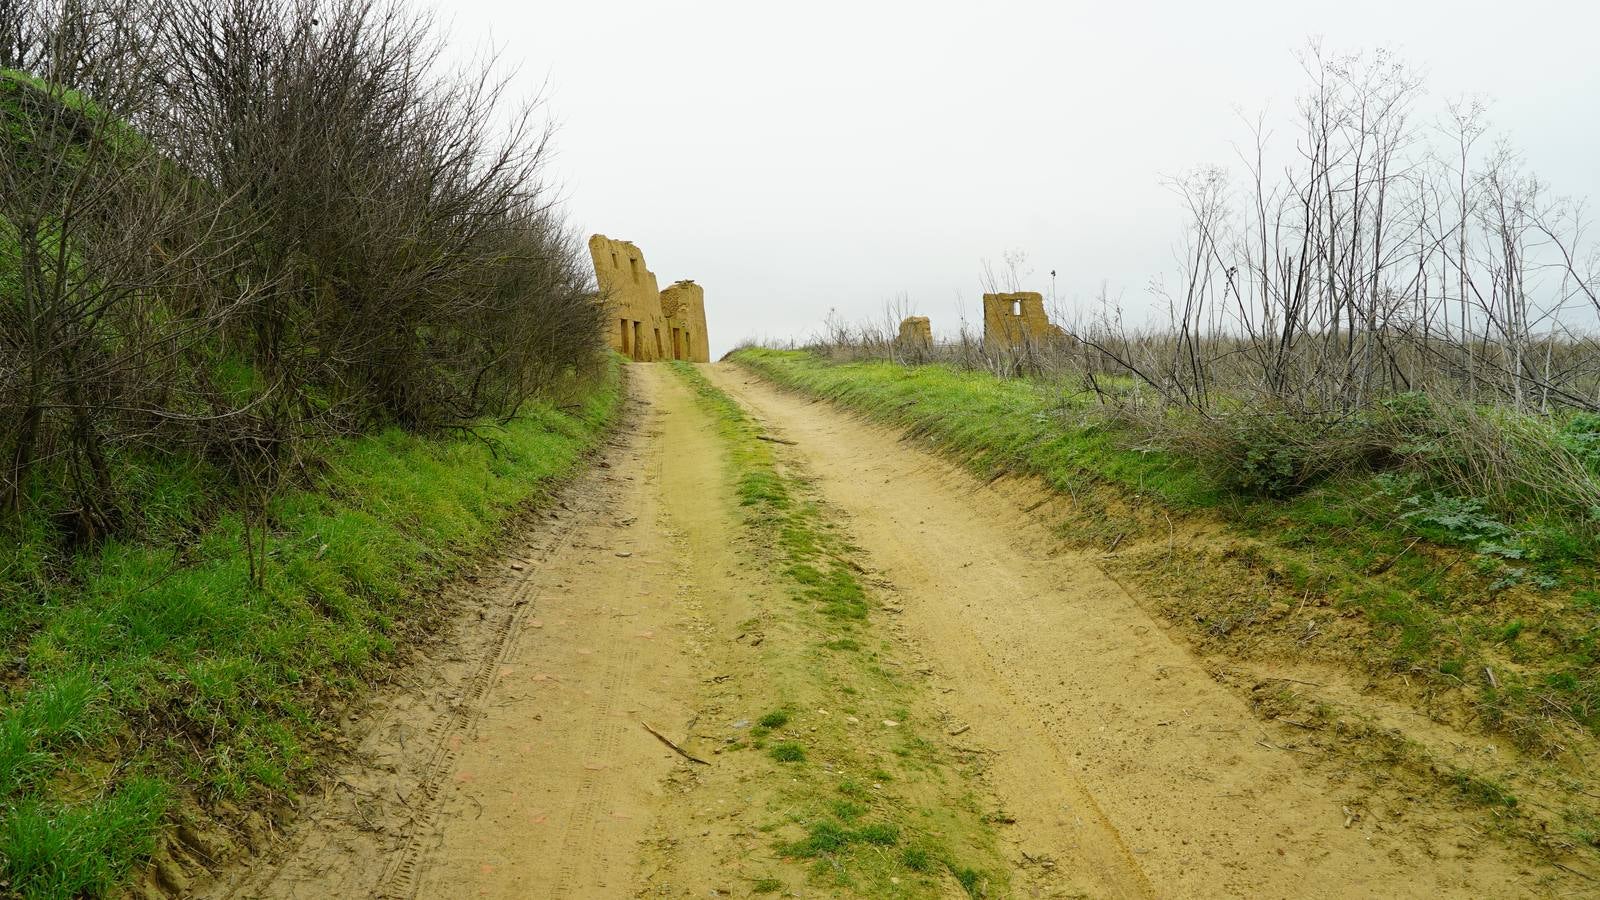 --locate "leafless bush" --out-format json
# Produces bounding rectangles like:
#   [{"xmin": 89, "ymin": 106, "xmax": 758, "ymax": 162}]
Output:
[
  {"xmin": 792, "ymin": 45, "xmax": 1599, "ymax": 518},
  {"xmin": 0, "ymin": 0, "xmax": 605, "ymax": 549},
  {"xmin": 155, "ymin": 0, "xmax": 603, "ymax": 430},
  {"xmin": 0, "ymin": 6, "xmax": 265, "ymax": 539},
  {"xmin": 1073, "ymin": 45, "xmax": 1599, "ymax": 418}
]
